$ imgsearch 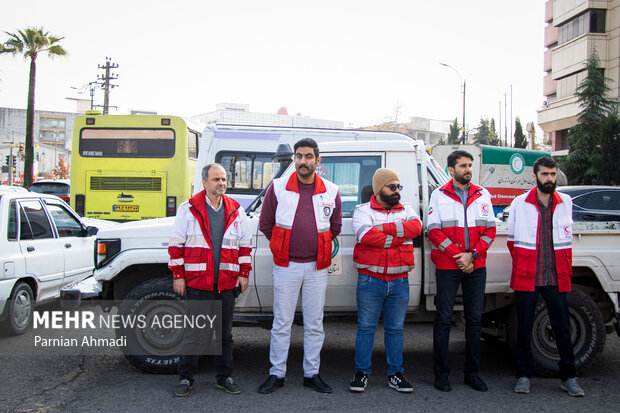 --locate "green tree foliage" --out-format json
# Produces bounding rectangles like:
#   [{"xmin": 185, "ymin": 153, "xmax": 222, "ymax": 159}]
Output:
[
  {"xmin": 1, "ymin": 27, "xmax": 67, "ymax": 187},
  {"xmin": 448, "ymin": 117, "xmax": 460, "ymax": 144},
  {"xmin": 473, "ymin": 118, "xmax": 500, "ymax": 146},
  {"xmin": 513, "ymin": 117, "xmax": 528, "ymax": 148},
  {"xmin": 489, "ymin": 118, "xmax": 499, "ymax": 146},
  {"xmin": 561, "ymin": 48, "xmax": 617, "ymax": 184}
]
